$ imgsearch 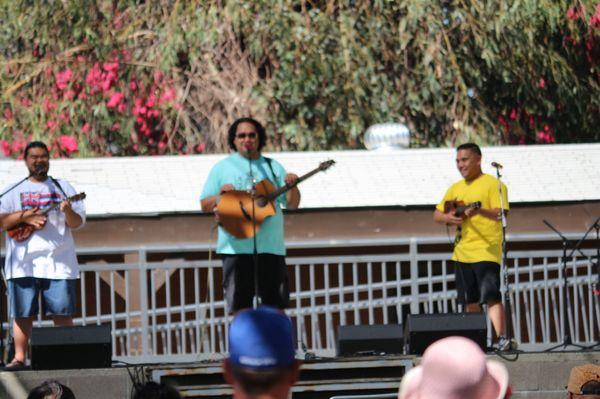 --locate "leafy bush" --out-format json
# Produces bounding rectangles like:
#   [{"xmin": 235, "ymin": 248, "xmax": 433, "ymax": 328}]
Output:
[{"xmin": 1, "ymin": 0, "xmax": 598, "ymax": 157}]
